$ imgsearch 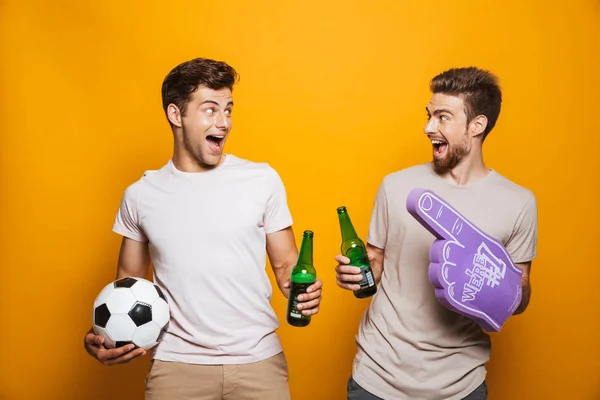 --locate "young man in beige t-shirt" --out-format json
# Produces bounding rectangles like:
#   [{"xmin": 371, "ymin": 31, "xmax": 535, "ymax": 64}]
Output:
[{"xmin": 336, "ymin": 67, "xmax": 538, "ymax": 400}]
